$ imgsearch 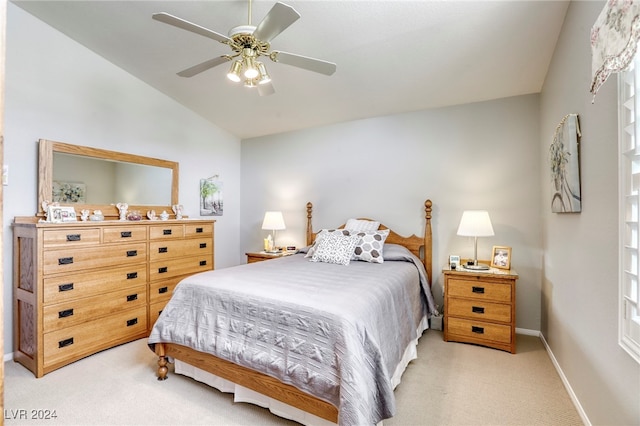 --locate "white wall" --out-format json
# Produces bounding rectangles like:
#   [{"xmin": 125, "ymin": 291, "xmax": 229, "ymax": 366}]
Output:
[
  {"xmin": 3, "ymin": 3, "xmax": 242, "ymax": 354},
  {"xmin": 540, "ymin": 1, "xmax": 639, "ymax": 424},
  {"xmin": 241, "ymin": 94, "xmax": 542, "ymax": 329}
]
